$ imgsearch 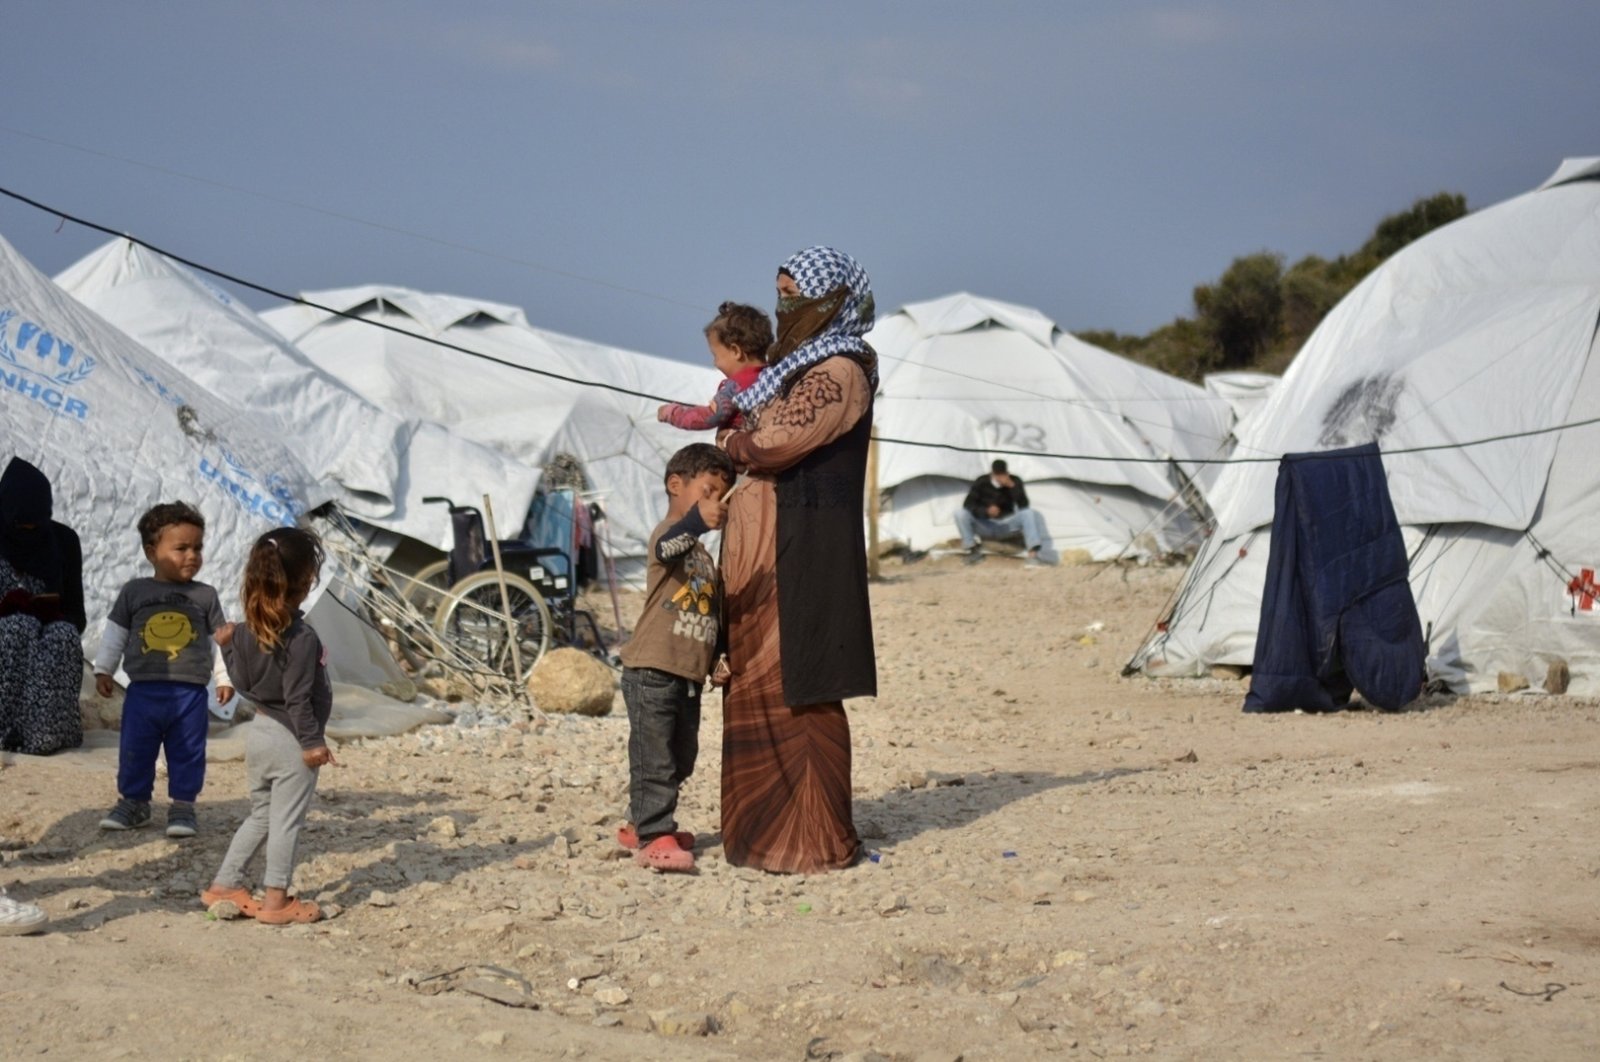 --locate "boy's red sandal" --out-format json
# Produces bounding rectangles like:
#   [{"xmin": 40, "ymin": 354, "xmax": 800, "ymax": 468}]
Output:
[
  {"xmin": 616, "ymin": 824, "xmax": 695, "ymax": 851},
  {"xmin": 633, "ymin": 835, "xmax": 695, "ymax": 873}
]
